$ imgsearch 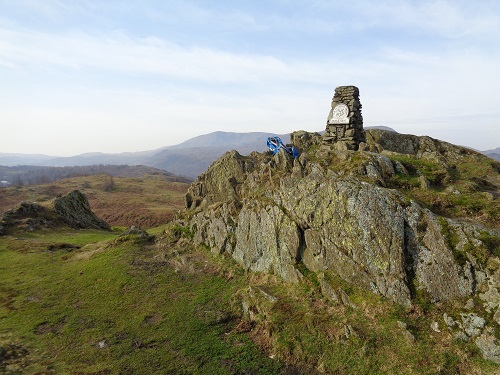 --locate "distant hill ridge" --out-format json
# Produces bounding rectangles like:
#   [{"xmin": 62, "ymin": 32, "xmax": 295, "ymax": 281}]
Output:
[
  {"xmin": 0, "ymin": 164, "xmax": 190, "ymax": 187},
  {"xmin": 1, "ymin": 127, "xmax": 498, "ymax": 179}
]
